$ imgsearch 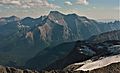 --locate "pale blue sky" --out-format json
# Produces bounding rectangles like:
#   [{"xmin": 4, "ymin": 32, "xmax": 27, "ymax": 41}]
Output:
[{"xmin": 0, "ymin": 0, "xmax": 119, "ymax": 20}]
